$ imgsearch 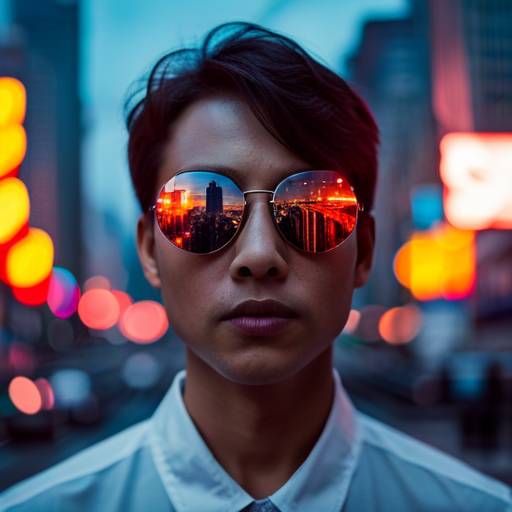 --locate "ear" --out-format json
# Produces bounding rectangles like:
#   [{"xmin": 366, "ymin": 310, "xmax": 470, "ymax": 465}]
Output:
[
  {"xmin": 136, "ymin": 213, "xmax": 162, "ymax": 289},
  {"xmin": 354, "ymin": 213, "xmax": 375, "ymax": 288}
]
